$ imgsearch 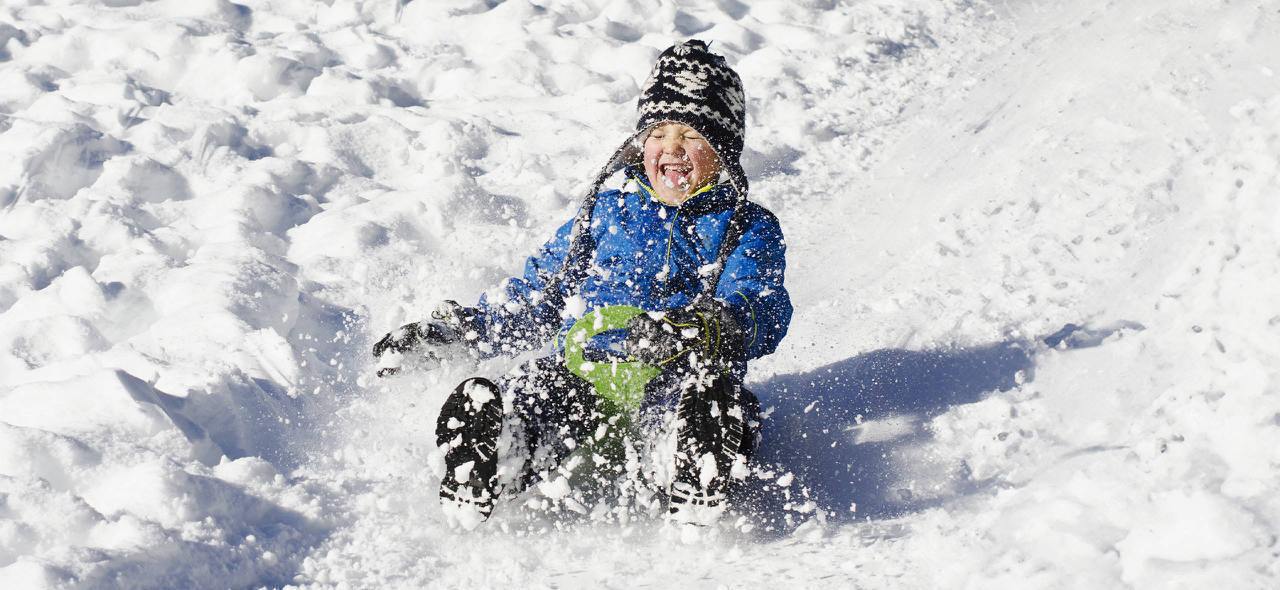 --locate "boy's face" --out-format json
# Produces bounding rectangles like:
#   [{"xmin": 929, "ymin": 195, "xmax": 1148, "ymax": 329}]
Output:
[{"xmin": 642, "ymin": 122, "xmax": 722, "ymax": 206}]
